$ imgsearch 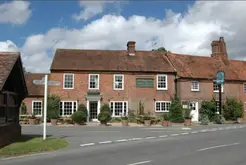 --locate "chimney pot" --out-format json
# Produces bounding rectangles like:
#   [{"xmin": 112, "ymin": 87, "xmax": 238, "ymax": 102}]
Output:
[{"xmin": 127, "ymin": 41, "xmax": 136, "ymax": 56}]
